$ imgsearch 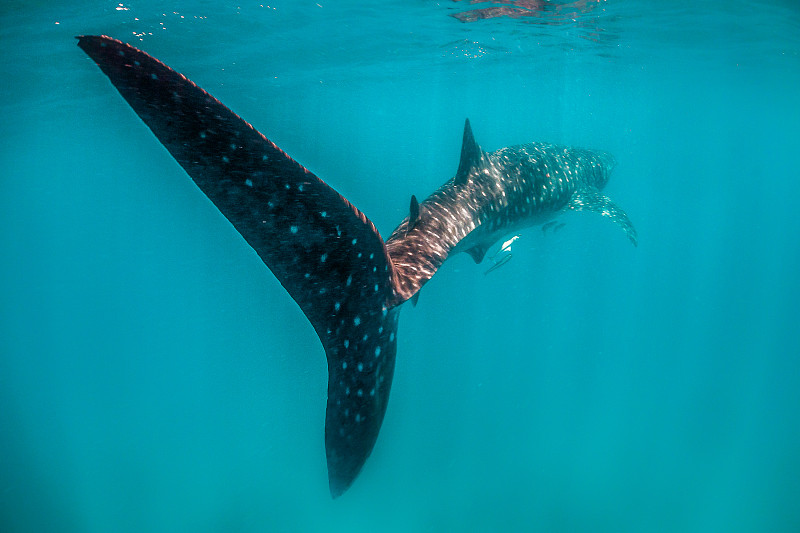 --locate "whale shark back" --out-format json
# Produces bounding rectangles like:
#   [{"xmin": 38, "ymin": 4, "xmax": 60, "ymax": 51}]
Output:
[{"xmin": 77, "ymin": 35, "xmax": 400, "ymax": 497}]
